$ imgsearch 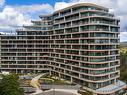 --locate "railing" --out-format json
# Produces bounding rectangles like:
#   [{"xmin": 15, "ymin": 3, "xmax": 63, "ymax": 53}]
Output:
[{"xmin": 89, "ymin": 58, "xmax": 117, "ymax": 62}]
